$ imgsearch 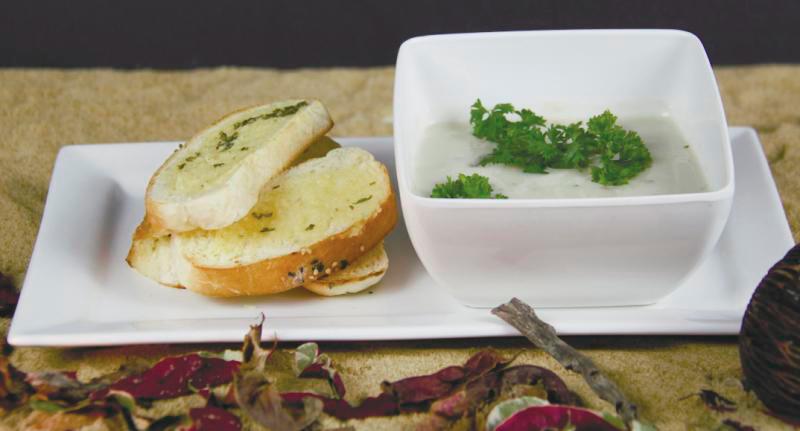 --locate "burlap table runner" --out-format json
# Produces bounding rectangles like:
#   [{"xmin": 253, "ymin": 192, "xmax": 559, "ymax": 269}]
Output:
[{"xmin": 1, "ymin": 66, "xmax": 798, "ymax": 430}]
